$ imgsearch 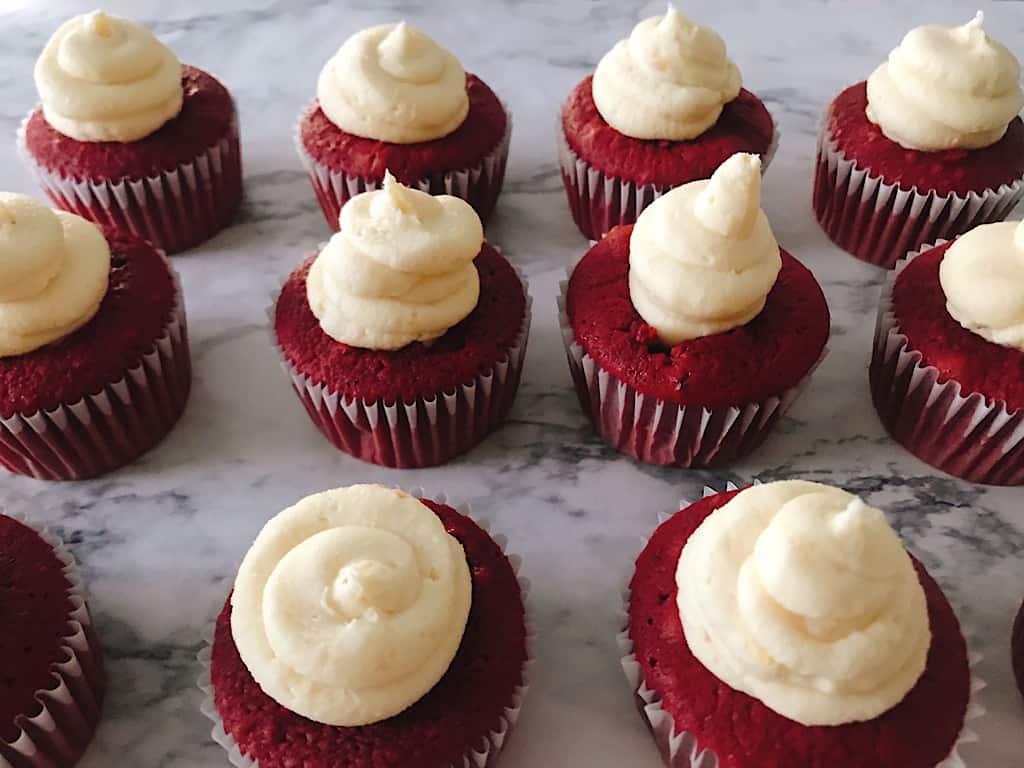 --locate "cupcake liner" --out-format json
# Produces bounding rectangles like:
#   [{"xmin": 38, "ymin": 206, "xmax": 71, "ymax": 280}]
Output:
[
  {"xmin": 1, "ymin": 514, "xmax": 105, "ymax": 768},
  {"xmin": 197, "ymin": 488, "xmax": 533, "ymax": 768},
  {"xmin": 617, "ymin": 484, "xmax": 986, "ymax": 768},
  {"xmin": 557, "ymin": 276, "xmax": 824, "ymax": 468},
  {"xmin": 869, "ymin": 243, "xmax": 1024, "ymax": 485},
  {"xmin": 18, "ymin": 111, "xmax": 243, "ymax": 256},
  {"xmin": 812, "ymin": 129, "xmax": 1024, "ymax": 269},
  {"xmin": 557, "ymin": 112, "xmax": 779, "ymax": 242},
  {"xmin": 269, "ymin": 262, "xmax": 530, "ymax": 469},
  {"xmin": 294, "ymin": 109, "xmax": 512, "ymax": 230},
  {"xmin": 0, "ymin": 263, "xmax": 191, "ymax": 481}
]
